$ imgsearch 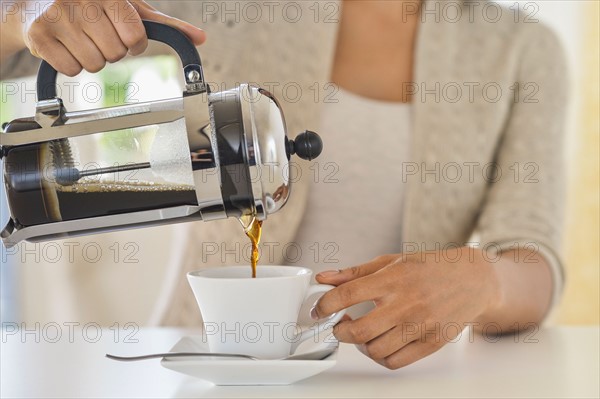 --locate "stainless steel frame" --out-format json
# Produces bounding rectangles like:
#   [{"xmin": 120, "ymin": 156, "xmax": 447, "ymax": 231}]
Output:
[
  {"xmin": 1, "ymin": 90, "xmax": 227, "ymax": 246},
  {"xmin": 241, "ymin": 85, "xmax": 291, "ymax": 217},
  {"xmin": 1, "ymin": 205, "xmax": 202, "ymax": 248}
]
